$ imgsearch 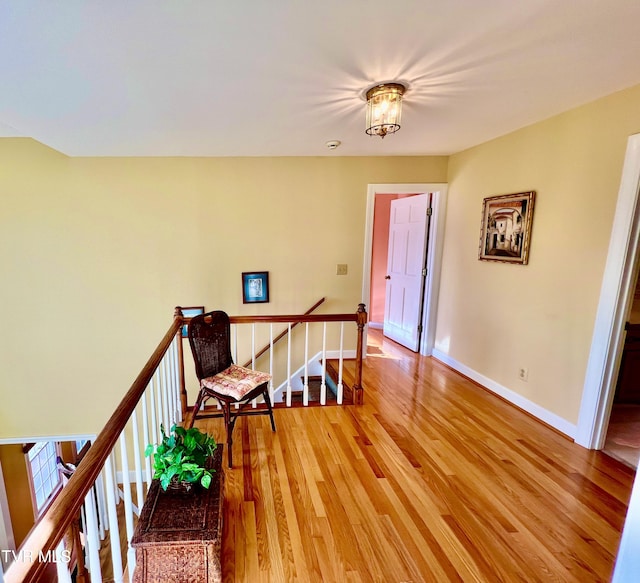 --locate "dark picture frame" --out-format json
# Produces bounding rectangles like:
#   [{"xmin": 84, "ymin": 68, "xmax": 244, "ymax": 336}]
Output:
[
  {"xmin": 181, "ymin": 306, "xmax": 205, "ymax": 337},
  {"xmin": 242, "ymin": 271, "xmax": 269, "ymax": 303},
  {"xmin": 478, "ymin": 191, "xmax": 536, "ymax": 265}
]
